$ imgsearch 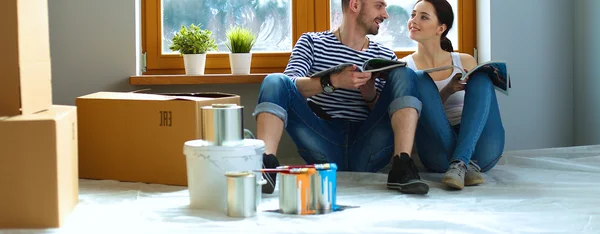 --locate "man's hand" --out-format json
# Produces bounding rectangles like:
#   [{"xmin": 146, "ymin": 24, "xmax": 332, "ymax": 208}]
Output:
[
  {"xmin": 359, "ymin": 76, "xmax": 377, "ymax": 102},
  {"xmin": 330, "ymin": 65, "xmax": 372, "ymax": 90}
]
